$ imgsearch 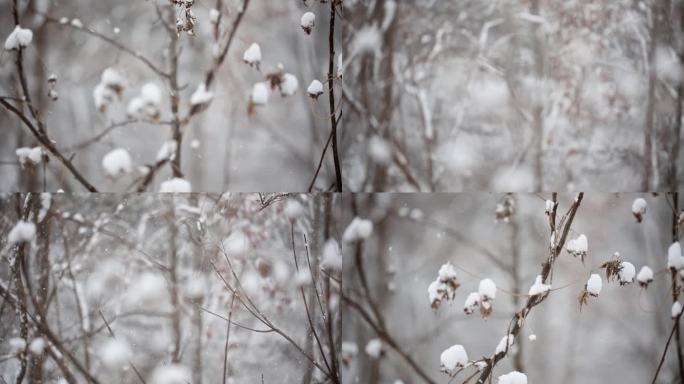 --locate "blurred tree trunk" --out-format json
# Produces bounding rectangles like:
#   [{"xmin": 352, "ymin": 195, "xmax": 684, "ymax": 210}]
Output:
[
  {"xmin": 29, "ymin": 194, "xmax": 52, "ymax": 383},
  {"xmin": 530, "ymin": 0, "xmax": 545, "ymax": 190}
]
